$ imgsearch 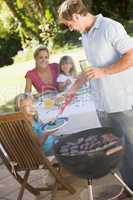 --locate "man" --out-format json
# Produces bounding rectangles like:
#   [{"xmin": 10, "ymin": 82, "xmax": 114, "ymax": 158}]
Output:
[{"xmin": 58, "ymin": 0, "xmax": 133, "ymax": 199}]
